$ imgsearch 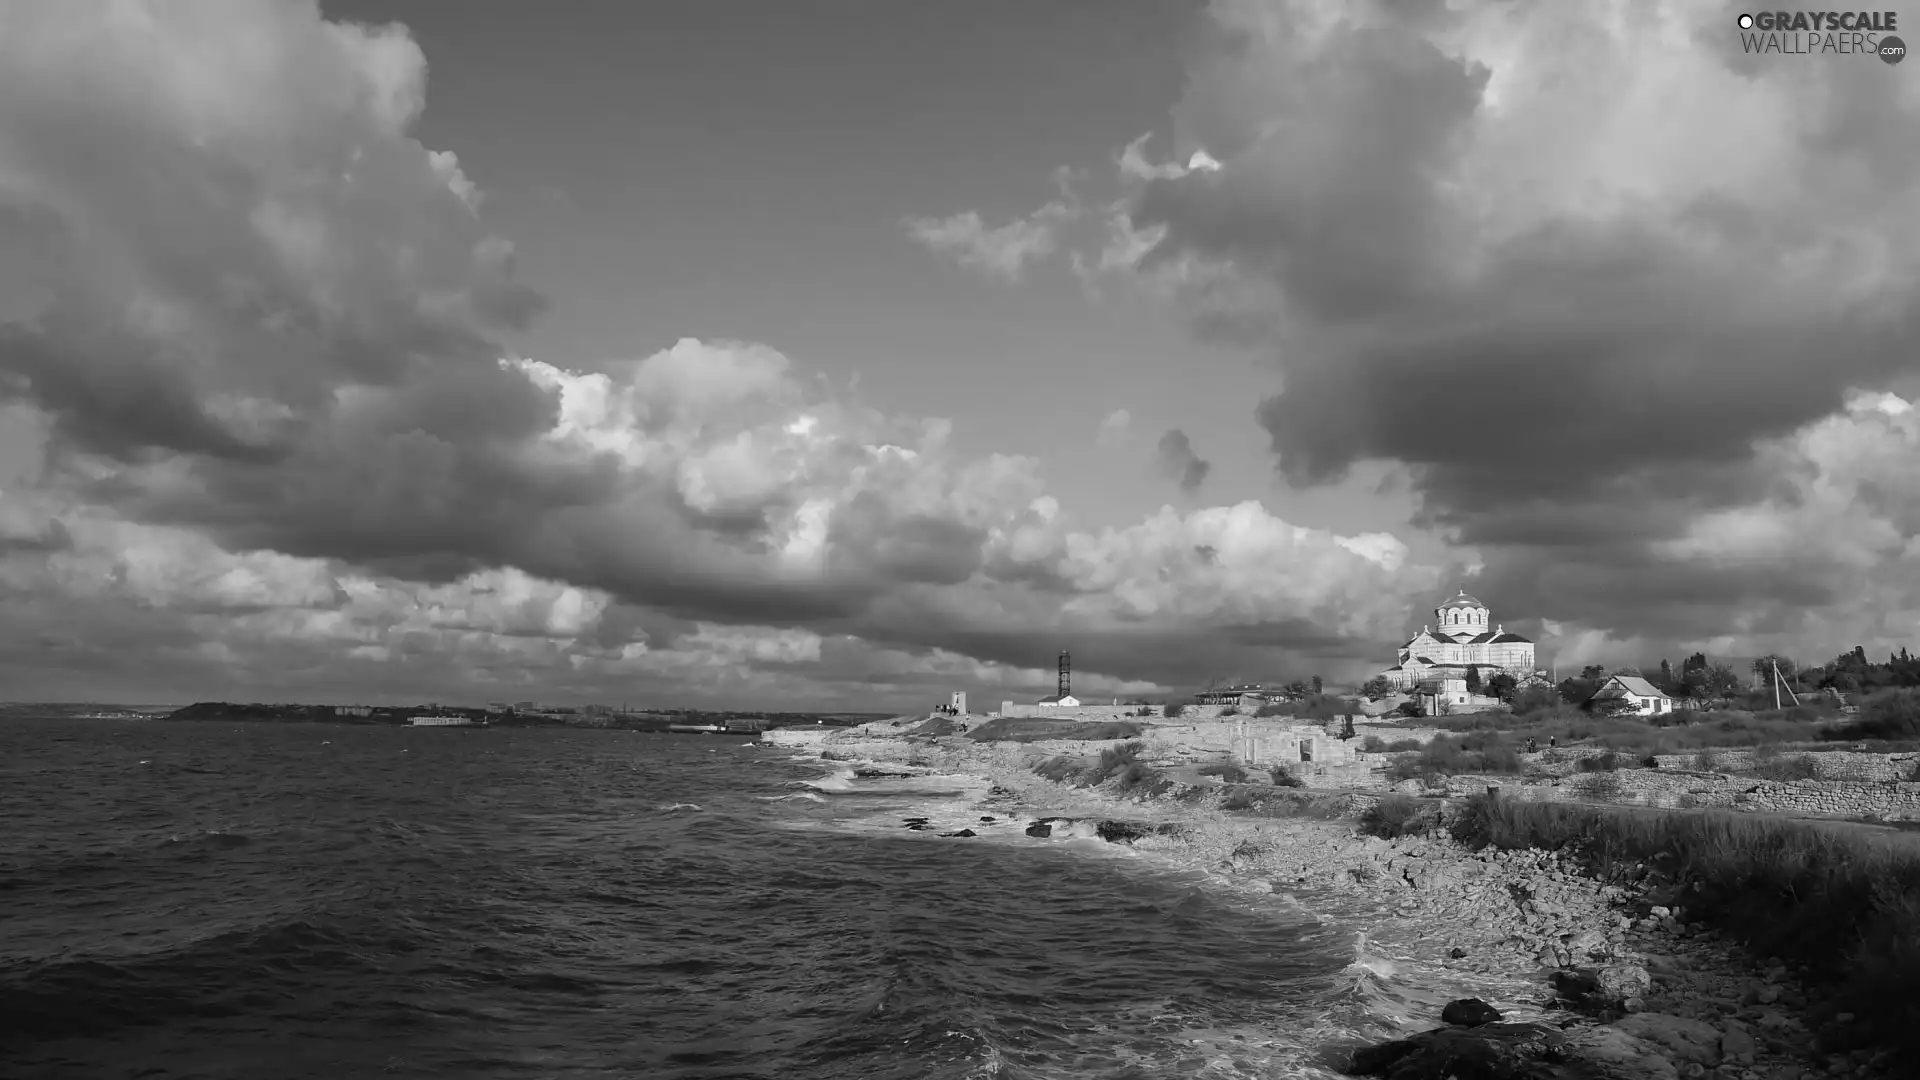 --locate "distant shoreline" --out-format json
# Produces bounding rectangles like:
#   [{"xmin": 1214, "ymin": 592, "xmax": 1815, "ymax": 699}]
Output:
[{"xmin": 0, "ymin": 701, "xmax": 887, "ymax": 732}]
